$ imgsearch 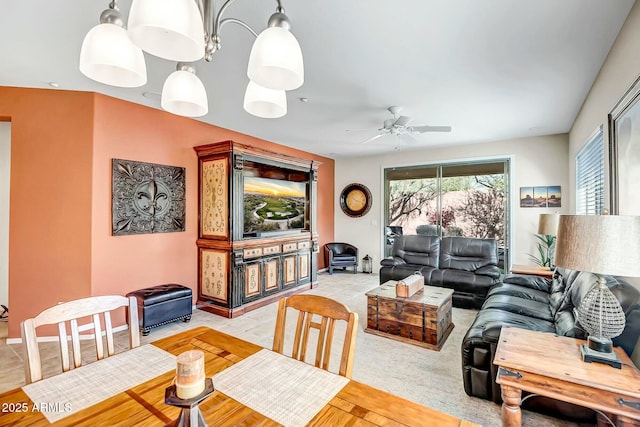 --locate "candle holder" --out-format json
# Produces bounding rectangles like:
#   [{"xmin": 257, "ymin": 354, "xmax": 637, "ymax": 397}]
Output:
[{"xmin": 165, "ymin": 377, "xmax": 215, "ymax": 427}]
